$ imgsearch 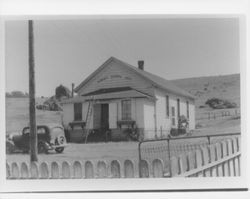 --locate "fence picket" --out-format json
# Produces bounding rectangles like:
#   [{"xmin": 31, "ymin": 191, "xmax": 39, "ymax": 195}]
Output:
[
  {"xmin": 40, "ymin": 162, "xmax": 49, "ymax": 179},
  {"xmin": 187, "ymin": 152, "xmax": 196, "ymax": 173},
  {"xmin": 85, "ymin": 161, "xmax": 94, "ymax": 179},
  {"xmin": 201, "ymin": 147, "xmax": 210, "ymax": 177},
  {"xmin": 97, "ymin": 161, "xmax": 107, "ymax": 178},
  {"xmin": 20, "ymin": 162, "xmax": 29, "ymax": 179},
  {"xmin": 209, "ymin": 145, "xmax": 217, "ymax": 176},
  {"xmin": 139, "ymin": 160, "xmax": 149, "ymax": 178},
  {"xmin": 124, "ymin": 160, "xmax": 134, "ymax": 178},
  {"xmin": 152, "ymin": 159, "xmax": 164, "ymax": 178},
  {"xmin": 6, "ymin": 163, "xmax": 10, "ymax": 179},
  {"xmin": 195, "ymin": 150, "xmax": 203, "ymax": 177},
  {"xmin": 237, "ymin": 156, "xmax": 241, "ymax": 176},
  {"xmin": 221, "ymin": 141, "xmax": 229, "ymax": 176},
  {"xmin": 62, "ymin": 161, "xmax": 71, "ymax": 179},
  {"xmin": 215, "ymin": 143, "xmax": 223, "ymax": 176},
  {"xmin": 227, "ymin": 139, "xmax": 235, "ymax": 176},
  {"xmin": 51, "ymin": 162, "xmax": 60, "ymax": 179},
  {"xmin": 111, "ymin": 160, "xmax": 121, "ymax": 178},
  {"xmin": 11, "ymin": 162, "xmax": 19, "ymax": 179},
  {"xmin": 179, "ymin": 154, "xmax": 188, "ymax": 174},
  {"xmin": 232, "ymin": 147, "xmax": 240, "ymax": 177},
  {"xmin": 30, "ymin": 162, "xmax": 39, "ymax": 179},
  {"xmin": 170, "ymin": 156, "xmax": 179, "ymax": 177},
  {"xmin": 232, "ymin": 137, "xmax": 238, "ymax": 153},
  {"xmin": 73, "ymin": 161, "xmax": 83, "ymax": 179}
]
